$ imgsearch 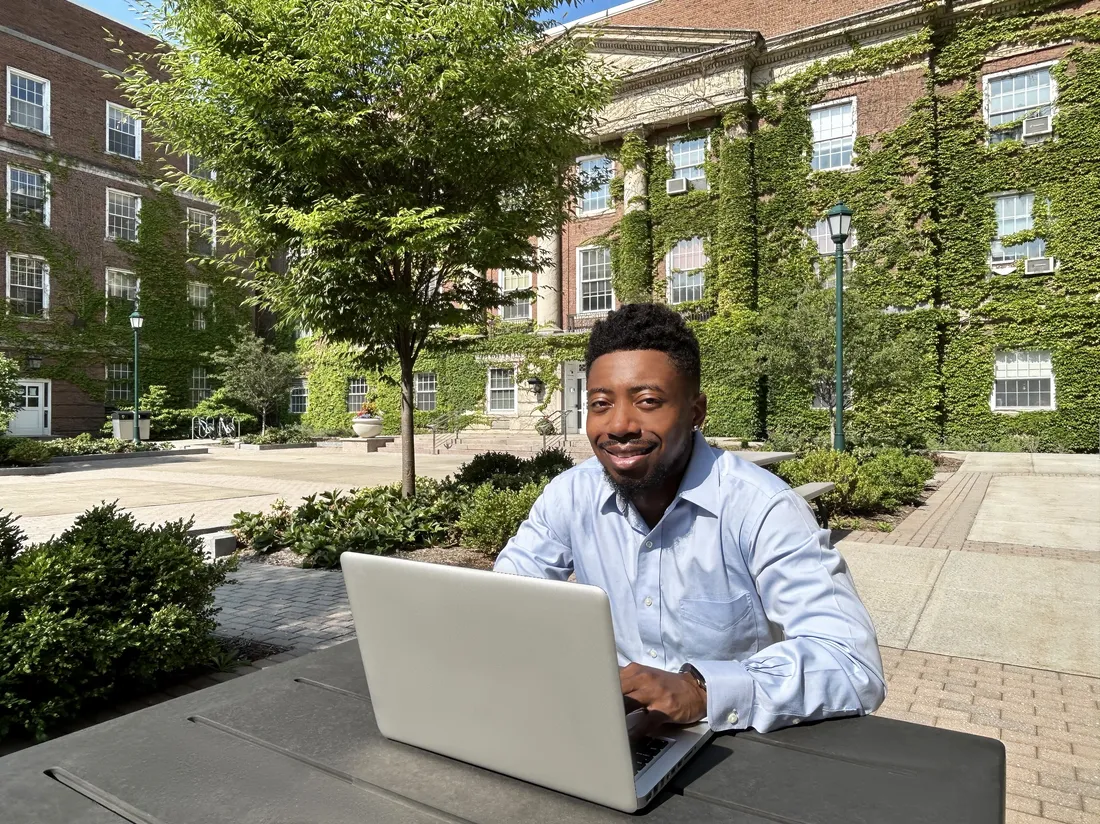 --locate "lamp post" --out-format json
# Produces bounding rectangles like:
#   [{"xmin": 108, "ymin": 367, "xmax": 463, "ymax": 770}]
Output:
[
  {"xmin": 129, "ymin": 310, "xmax": 144, "ymax": 444},
  {"xmin": 826, "ymin": 203, "xmax": 853, "ymax": 452}
]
